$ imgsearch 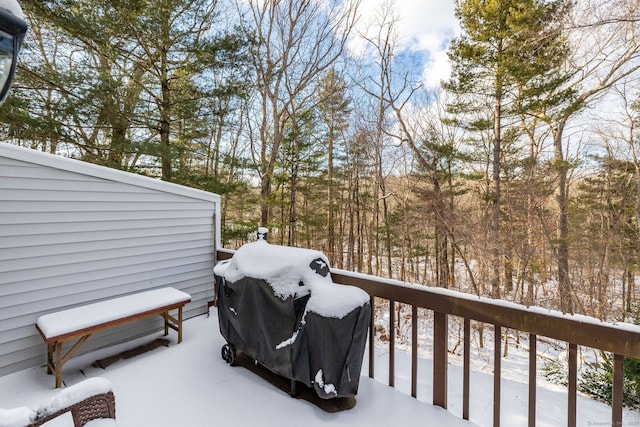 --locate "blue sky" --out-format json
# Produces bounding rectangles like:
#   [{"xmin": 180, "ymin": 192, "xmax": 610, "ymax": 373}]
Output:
[{"xmin": 355, "ymin": 0, "xmax": 460, "ymax": 88}]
